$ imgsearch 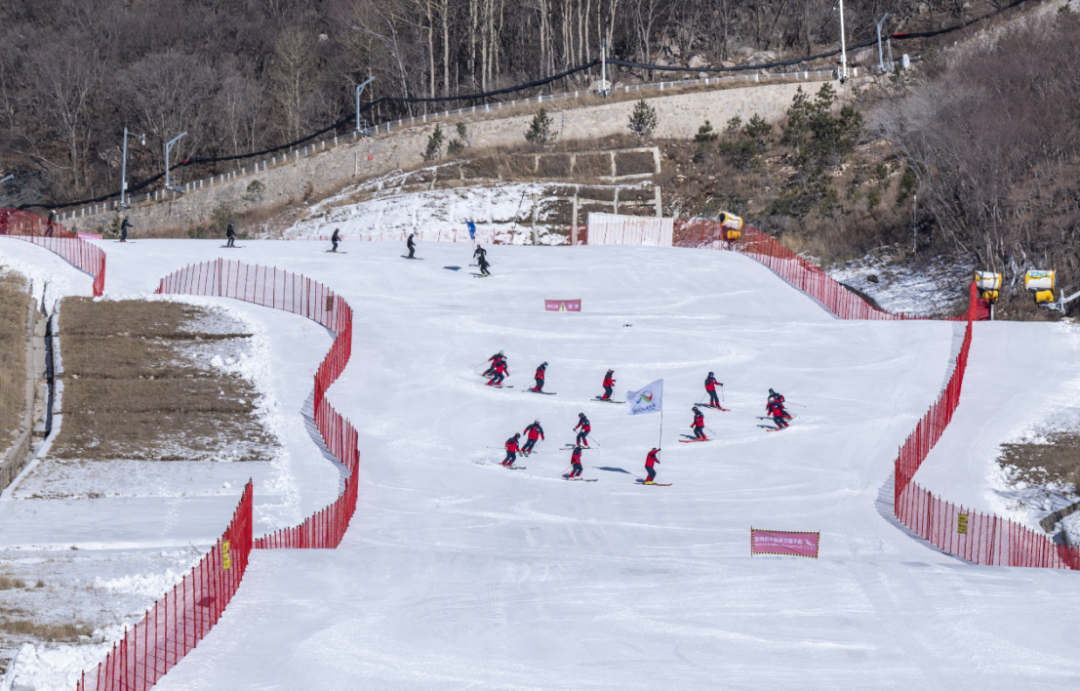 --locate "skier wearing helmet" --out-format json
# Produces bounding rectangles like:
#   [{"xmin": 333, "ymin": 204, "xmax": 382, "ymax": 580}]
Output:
[
  {"xmin": 567, "ymin": 444, "xmax": 585, "ymax": 479},
  {"xmin": 503, "ymin": 433, "xmax": 521, "ymax": 466},
  {"xmin": 691, "ymin": 406, "xmax": 707, "ymax": 440},
  {"xmin": 521, "ymin": 420, "xmax": 545, "ymax": 455},
  {"xmin": 573, "ymin": 413, "xmax": 591, "ymax": 446},
  {"xmin": 644, "ymin": 448, "xmax": 661, "ymax": 484},
  {"xmin": 483, "ymin": 350, "xmax": 506, "ymax": 377},
  {"xmin": 704, "ymin": 372, "xmax": 722, "ymax": 408},
  {"xmin": 531, "ymin": 362, "xmax": 548, "ymax": 392},
  {"xmin": 599, "ymin": 369, "xmax": 615, "ymax": 400}
]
